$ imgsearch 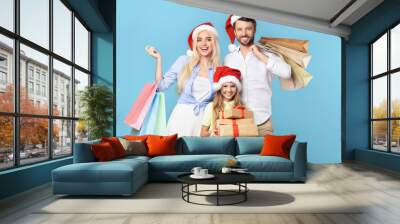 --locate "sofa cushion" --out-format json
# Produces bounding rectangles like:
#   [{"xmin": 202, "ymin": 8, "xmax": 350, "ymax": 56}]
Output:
[
  {"xmin": 236, "ymin": 137, "xmax": 264, "ymax": 155},
  {"xmin": 147, "ymin": 134, "xmax": 178, "ymax": 157},
  {"xmin": 236, "ymin": 155, "xmax": 293, "ymax": 172},
  {"xmin": 148, "ymin": 154, "xmax": 235, "ymax": 172},
  {"xmin": 52, "ymin": 158, "xmax": 147, "ymax": 183},
  {"xmin": 119, "ymin": 138, "xmax": 147, "ymax": 156},
  {"xmin": 91, "ymin": 142, "xmax": 118, "ymax": 161},
  {"xmin": 260, "ymin": 134, "xmax": 296, "ymax": 159},
  {"xmin": 101, "ymin": 137, "xmax": 127, "ymax": 158},
  {"xmin": 74, "ymin": 139, "xmax": 100, "ymax": 163},
  {"xmin": 177, "ymin": 137, "xmax": 236, "ymax": 155}
]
